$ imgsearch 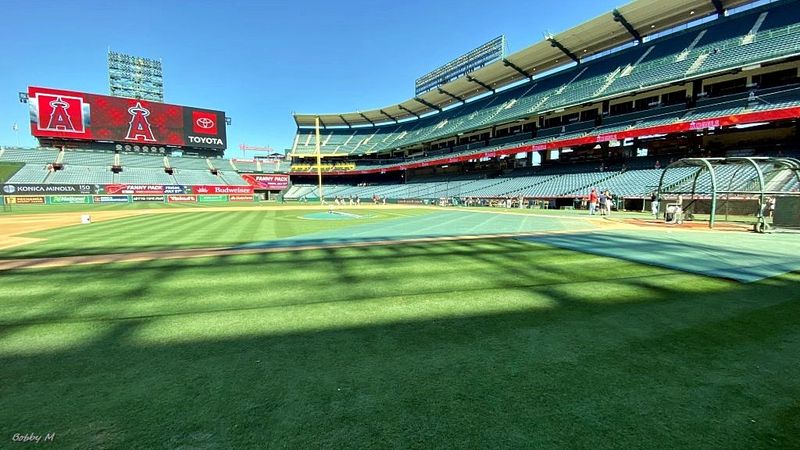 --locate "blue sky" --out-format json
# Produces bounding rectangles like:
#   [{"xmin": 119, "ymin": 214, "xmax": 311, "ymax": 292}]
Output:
[{"xmin": 0, "ymin": 0, "xmax": 620, "ymax": 158}]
